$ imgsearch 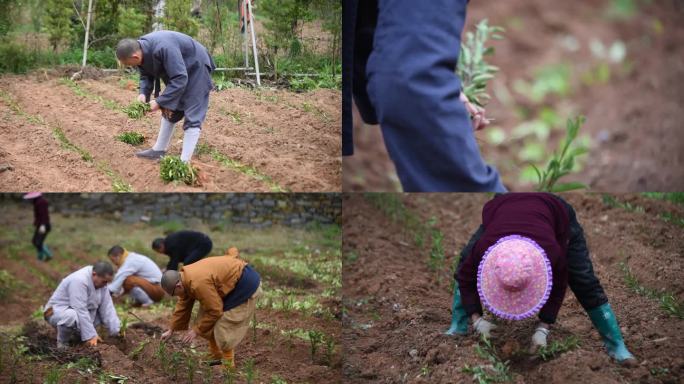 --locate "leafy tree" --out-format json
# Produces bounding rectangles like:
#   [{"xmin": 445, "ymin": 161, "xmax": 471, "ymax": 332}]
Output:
[
  {"xmin": 118, "ymin": 6, "xmax": 147, "ymax": 38},
  {"xmin": 43, "ymin": 0, "xmax": 74, "ymax": 50},
  {"xmin": 260, "ymin": 0, "xmax": 314, "ymax": 56},
  {"xmin": 164, "ymin": 0, "xmax": 199, "ymax": 37}
]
